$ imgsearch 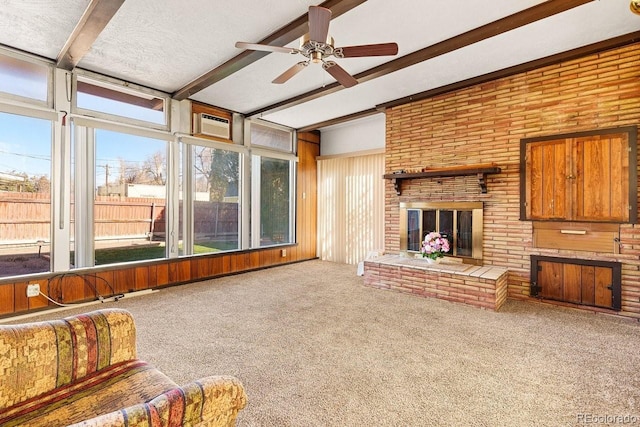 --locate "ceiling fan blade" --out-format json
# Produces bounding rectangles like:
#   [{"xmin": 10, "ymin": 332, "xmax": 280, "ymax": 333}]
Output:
[
  {"xmin": 308, "ymin": 6, "xmax": 331, "ymax": 43},
  {"xmin": 272, "ymin": 61, "xmax": 308, "ymax": 84},
  {"xmin": 235, "ymin": 42, "xmax": 298, "ymax": 55},
  {"xmin": 336, "ymin": 43, "xmax": 399, "ymax": 58},
  {"xmin": 322, "ymin": 61, "xmax": 357, "ymax": 88}
]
